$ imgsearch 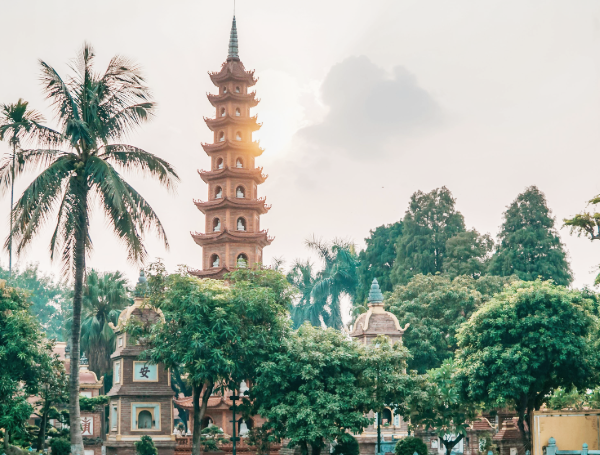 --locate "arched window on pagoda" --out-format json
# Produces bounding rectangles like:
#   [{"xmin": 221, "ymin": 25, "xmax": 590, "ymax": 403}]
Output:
[
  {"xmin": 235, "ymin": 131, "xmax": 242, "ymax": 141},
  {"xmin": 236, "ymin": 217, "xmax": 246, "ymax": 231},
  {"xmin": 235, "ymin": 107, "xmax": 241, "ymax": 117},
  {"xmin": 213, "ymin": 218, "xmax": 221, "ymax": 232},
  {"xmin": 238, "ymin": 417, "xmax": 253, "ymax": 436},
  {"xmin": 235, "ymin": 86, "xmax": 241, "ymax": 93},
  {"xmin": 222, "ymin": 86, "xmax": 227, "ymax": 94},
  {"xmin": 218, "ymin": 131, "xmax": 225, "ymax": 142},
  {"xmin": 381, "ymin": 408, "xmax": 392, "ymax": 426},
  {"xmin": 236, "ymin": 186, "xmax": 245, "ymax": 198},
  {"xmin": 201, "ymin": 417, "xmax": 214, "ymax": 429},
  {"xmin": 215, "ymin": 186, "xmax": 223, "ymax": 199},
  {"xmin": 236, "ymin": 158, "xmax": 243, "ymax": 168},
  {"xmin": 216, "ymin": 158, "xmax": 224, "ymax": 169},
  {"xmin": 220, "ymin": 107, "xmax": 226, "ymax": 117},
  {"xmin": 211, "ymin": 254, "xmax": 220, "ymax": 268},
  {"xmin": 237, "ymin": 253, "xmax": 248, "ymax": 268}
]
